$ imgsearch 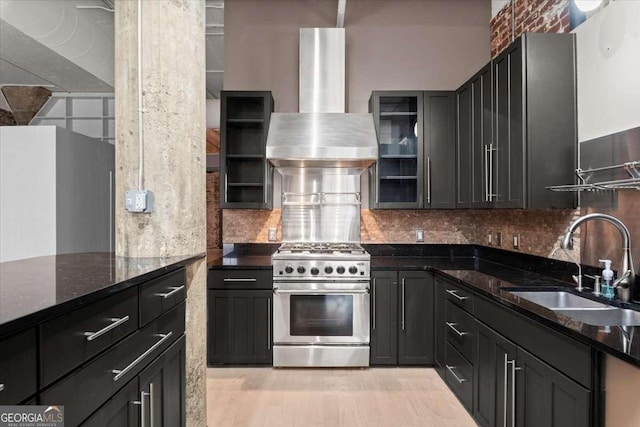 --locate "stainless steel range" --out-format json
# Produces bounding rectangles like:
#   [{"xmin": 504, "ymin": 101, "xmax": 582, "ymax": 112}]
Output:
[{"xmin": 272, "ymin": 242, "xmax": 370, "ymax": 367}]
